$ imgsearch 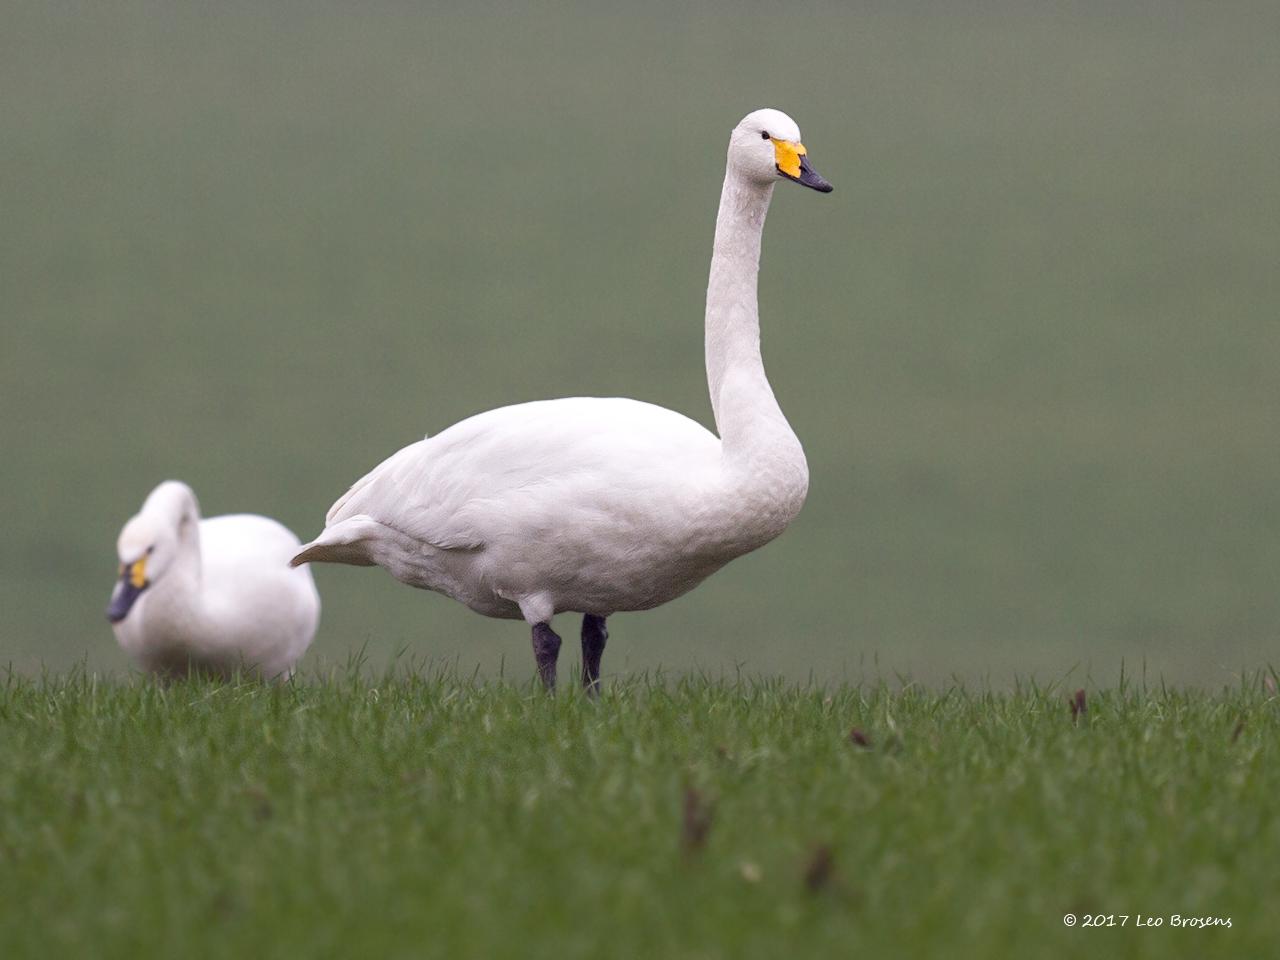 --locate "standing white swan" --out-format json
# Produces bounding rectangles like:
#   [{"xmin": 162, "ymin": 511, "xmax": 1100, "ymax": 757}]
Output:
[
  {"xmin": 107, "ymin": 480, "xmax": 320, "ymax": 680},
  {"xmin": 293, "ymin": 108, "xmax": 832, "ymax": 690}
]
